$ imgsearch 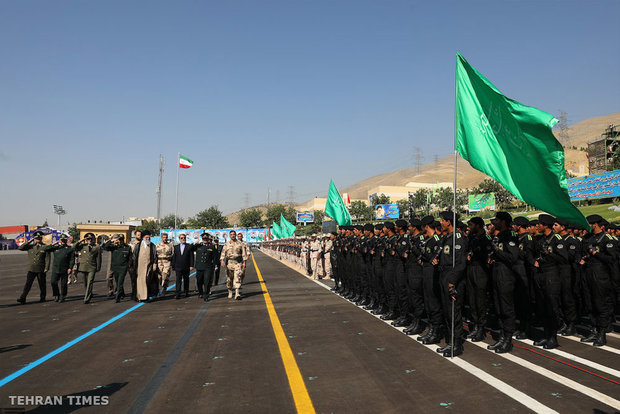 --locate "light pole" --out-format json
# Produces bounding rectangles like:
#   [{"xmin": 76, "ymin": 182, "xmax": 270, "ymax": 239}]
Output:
[{"xmin": 53, "ymin": 205, "xmax": 67, "ymax": 227}]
